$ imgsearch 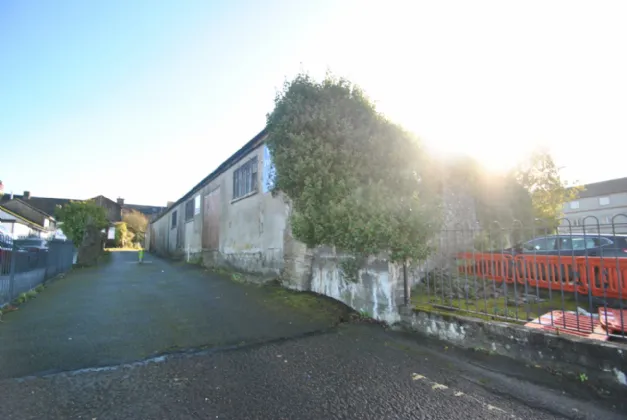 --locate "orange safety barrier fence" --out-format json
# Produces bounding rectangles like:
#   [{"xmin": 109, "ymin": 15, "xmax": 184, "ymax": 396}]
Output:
[
  {"xmin": 457, "ymin": 253, "xmax": 513, "ymax": 284},
  {"xmin": 578, "ymin": 257, "xmax": 627, "ymax": 300},
  {"xmin": 456, "ymin": 253, "xmax": 627, "ymax": 299},
  {"xmin": 513, "ymin": 255, "xmax": 588, "ymax": 295},
  {"xmin": 456, "ymin": 253, "xmax": 590, "ymax": 295}
]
